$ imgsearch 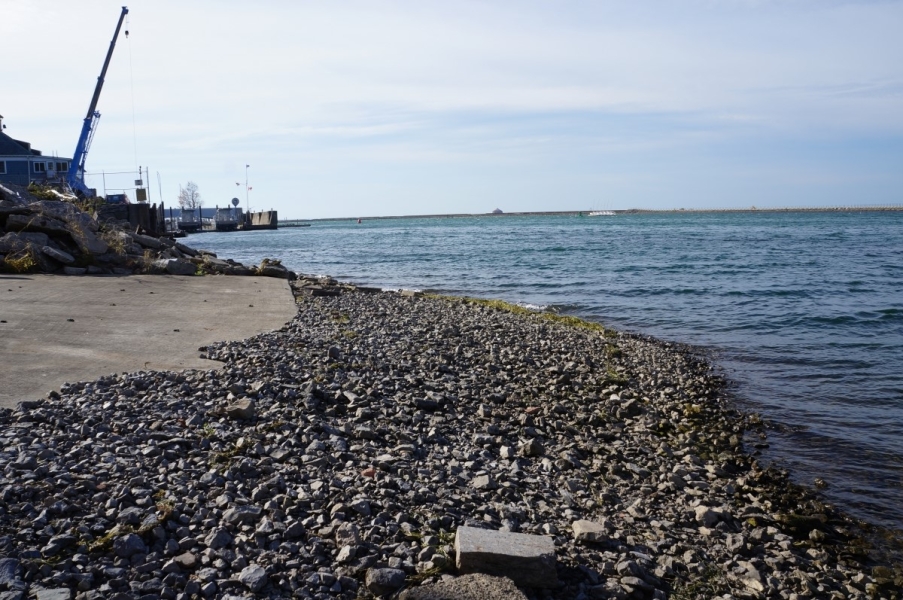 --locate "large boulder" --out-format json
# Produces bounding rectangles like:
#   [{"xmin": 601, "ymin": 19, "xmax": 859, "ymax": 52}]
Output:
[
  {"xmin": 0, "ymin": 232, "xmax": 49, "ymax": 254},
  {"xmin": 29, "ymin": 200, "xmax": 98, "ymax": 232},
  {"xmin": 154, "ymin": 258, "xmax": 196, "ymax": 276},
  {"xmin": 5, "ymin": 213, "xmax": 70, "ymax": 236},
  {"xmin": 68, "ymin": 226, "xmax": 108, "ymax": 256}
]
